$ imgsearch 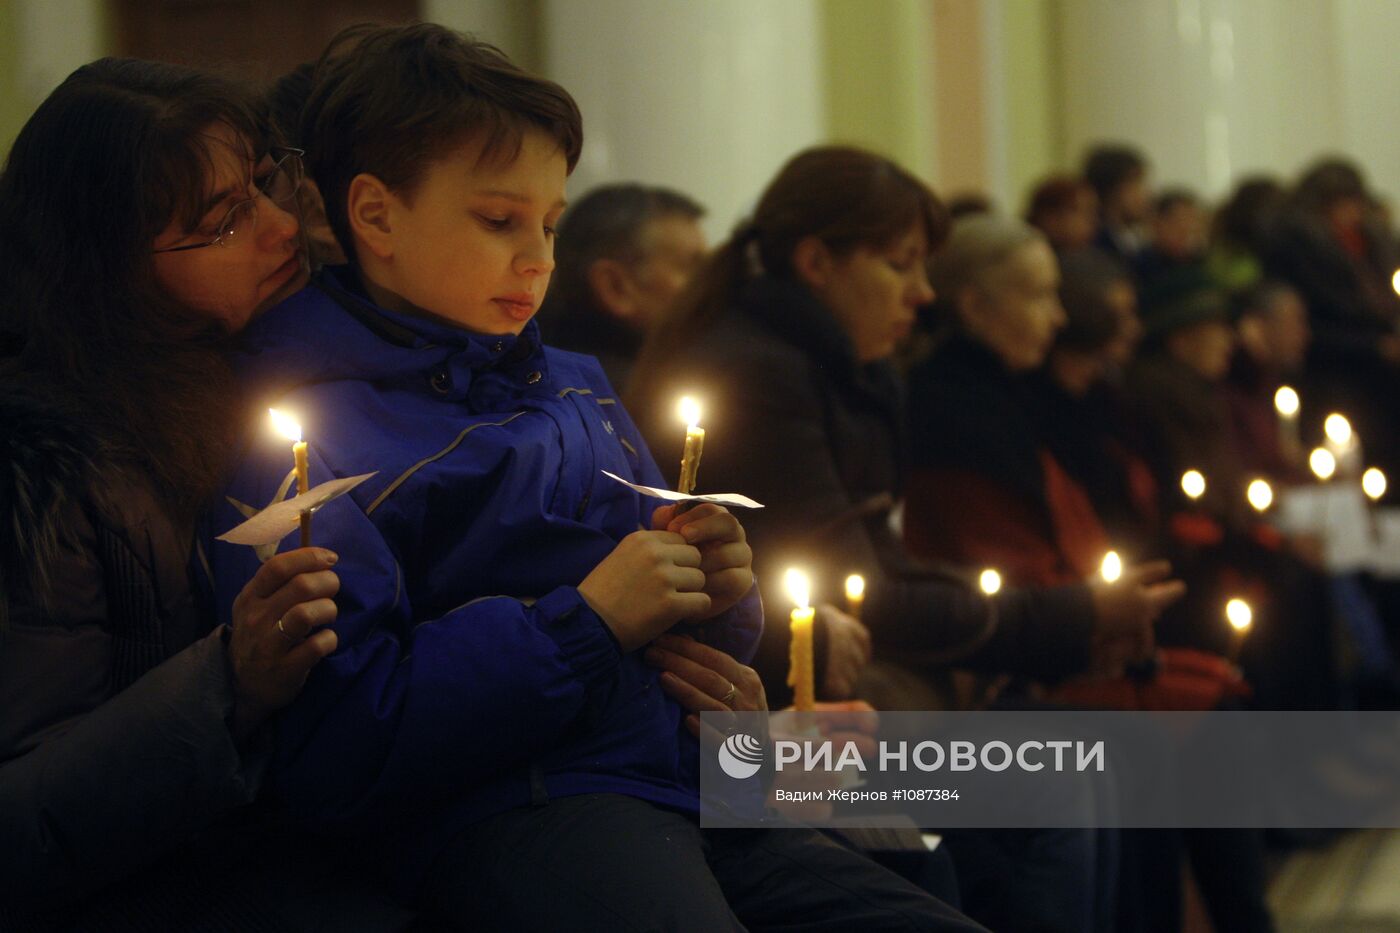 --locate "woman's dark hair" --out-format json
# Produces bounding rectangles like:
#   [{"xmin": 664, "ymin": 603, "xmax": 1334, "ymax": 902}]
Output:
[
  {"xmin": 1212, "ymin": 176, "xmax": 1284, "ymax": 252},
  {"xmin": 1293, "ymin": 157, "xmax": 1368, "ymax": 214},
  {"xmin": 629, "ymin": 146, "xmax": 947, "ymax": 406},
  {"xmin": 301, "ymin": 22, "xmax": 583, "ymax": 264},
  {"xmin": 0, "ymin": 57, "xmax": 262, "ymax": 515}
]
